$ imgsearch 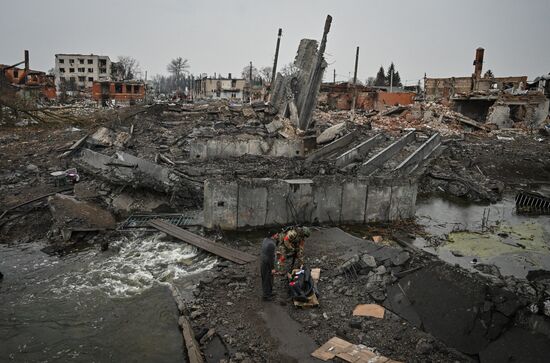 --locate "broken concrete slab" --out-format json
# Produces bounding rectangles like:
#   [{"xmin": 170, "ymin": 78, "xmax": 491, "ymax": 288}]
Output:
[
  {"xmin": 306, "ymin": 132, "xmax": 356, "ymax": 163},
  {"xmin": 48, "ymin": 193, "xmax": 115, "ymax": 240},
  {"xmin": 265, "ymin": 118, "xmax": 284, "ymax": 134},
  {"xmin": 317, "ymin": 122, "xmax": 346, "ymax": 144},
  {"xmin": 189, "ymin": 136, "xmax": 306, "ymax": 160},
  {"xmin": 394, "ymin": 133, "xmax": 441, "ymax": 175},
  {"xmin": 385, "ymin": 263, "xmax": 518, "ymax": 355},
  {"xmin": 334, "ymin": 133, "xmax": 384, "ymax": 168},
  {"xmin": 360, "ymin": 131, "xmax": 416, "ymax": 175},
  {"xmin": 76, "ymin": 148, "xmax": 188, "ymax": 195},
  {"xmin": 88, "ymin": 126, "xmax": 130, "ymax": 148}
]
